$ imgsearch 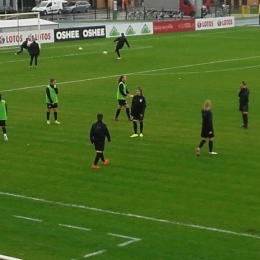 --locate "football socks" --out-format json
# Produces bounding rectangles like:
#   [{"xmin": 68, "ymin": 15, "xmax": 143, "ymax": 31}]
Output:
[
  {"xmin": 199, "ymin": 139, "xmax": 206, "ymax": 149},
  {"xmin": 115, "ymin": 109, "xmax": 121, "ymax": 118},
  {"xmin": 133, "ymin": 121, "xmax": 137, "ymax": 134}
]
